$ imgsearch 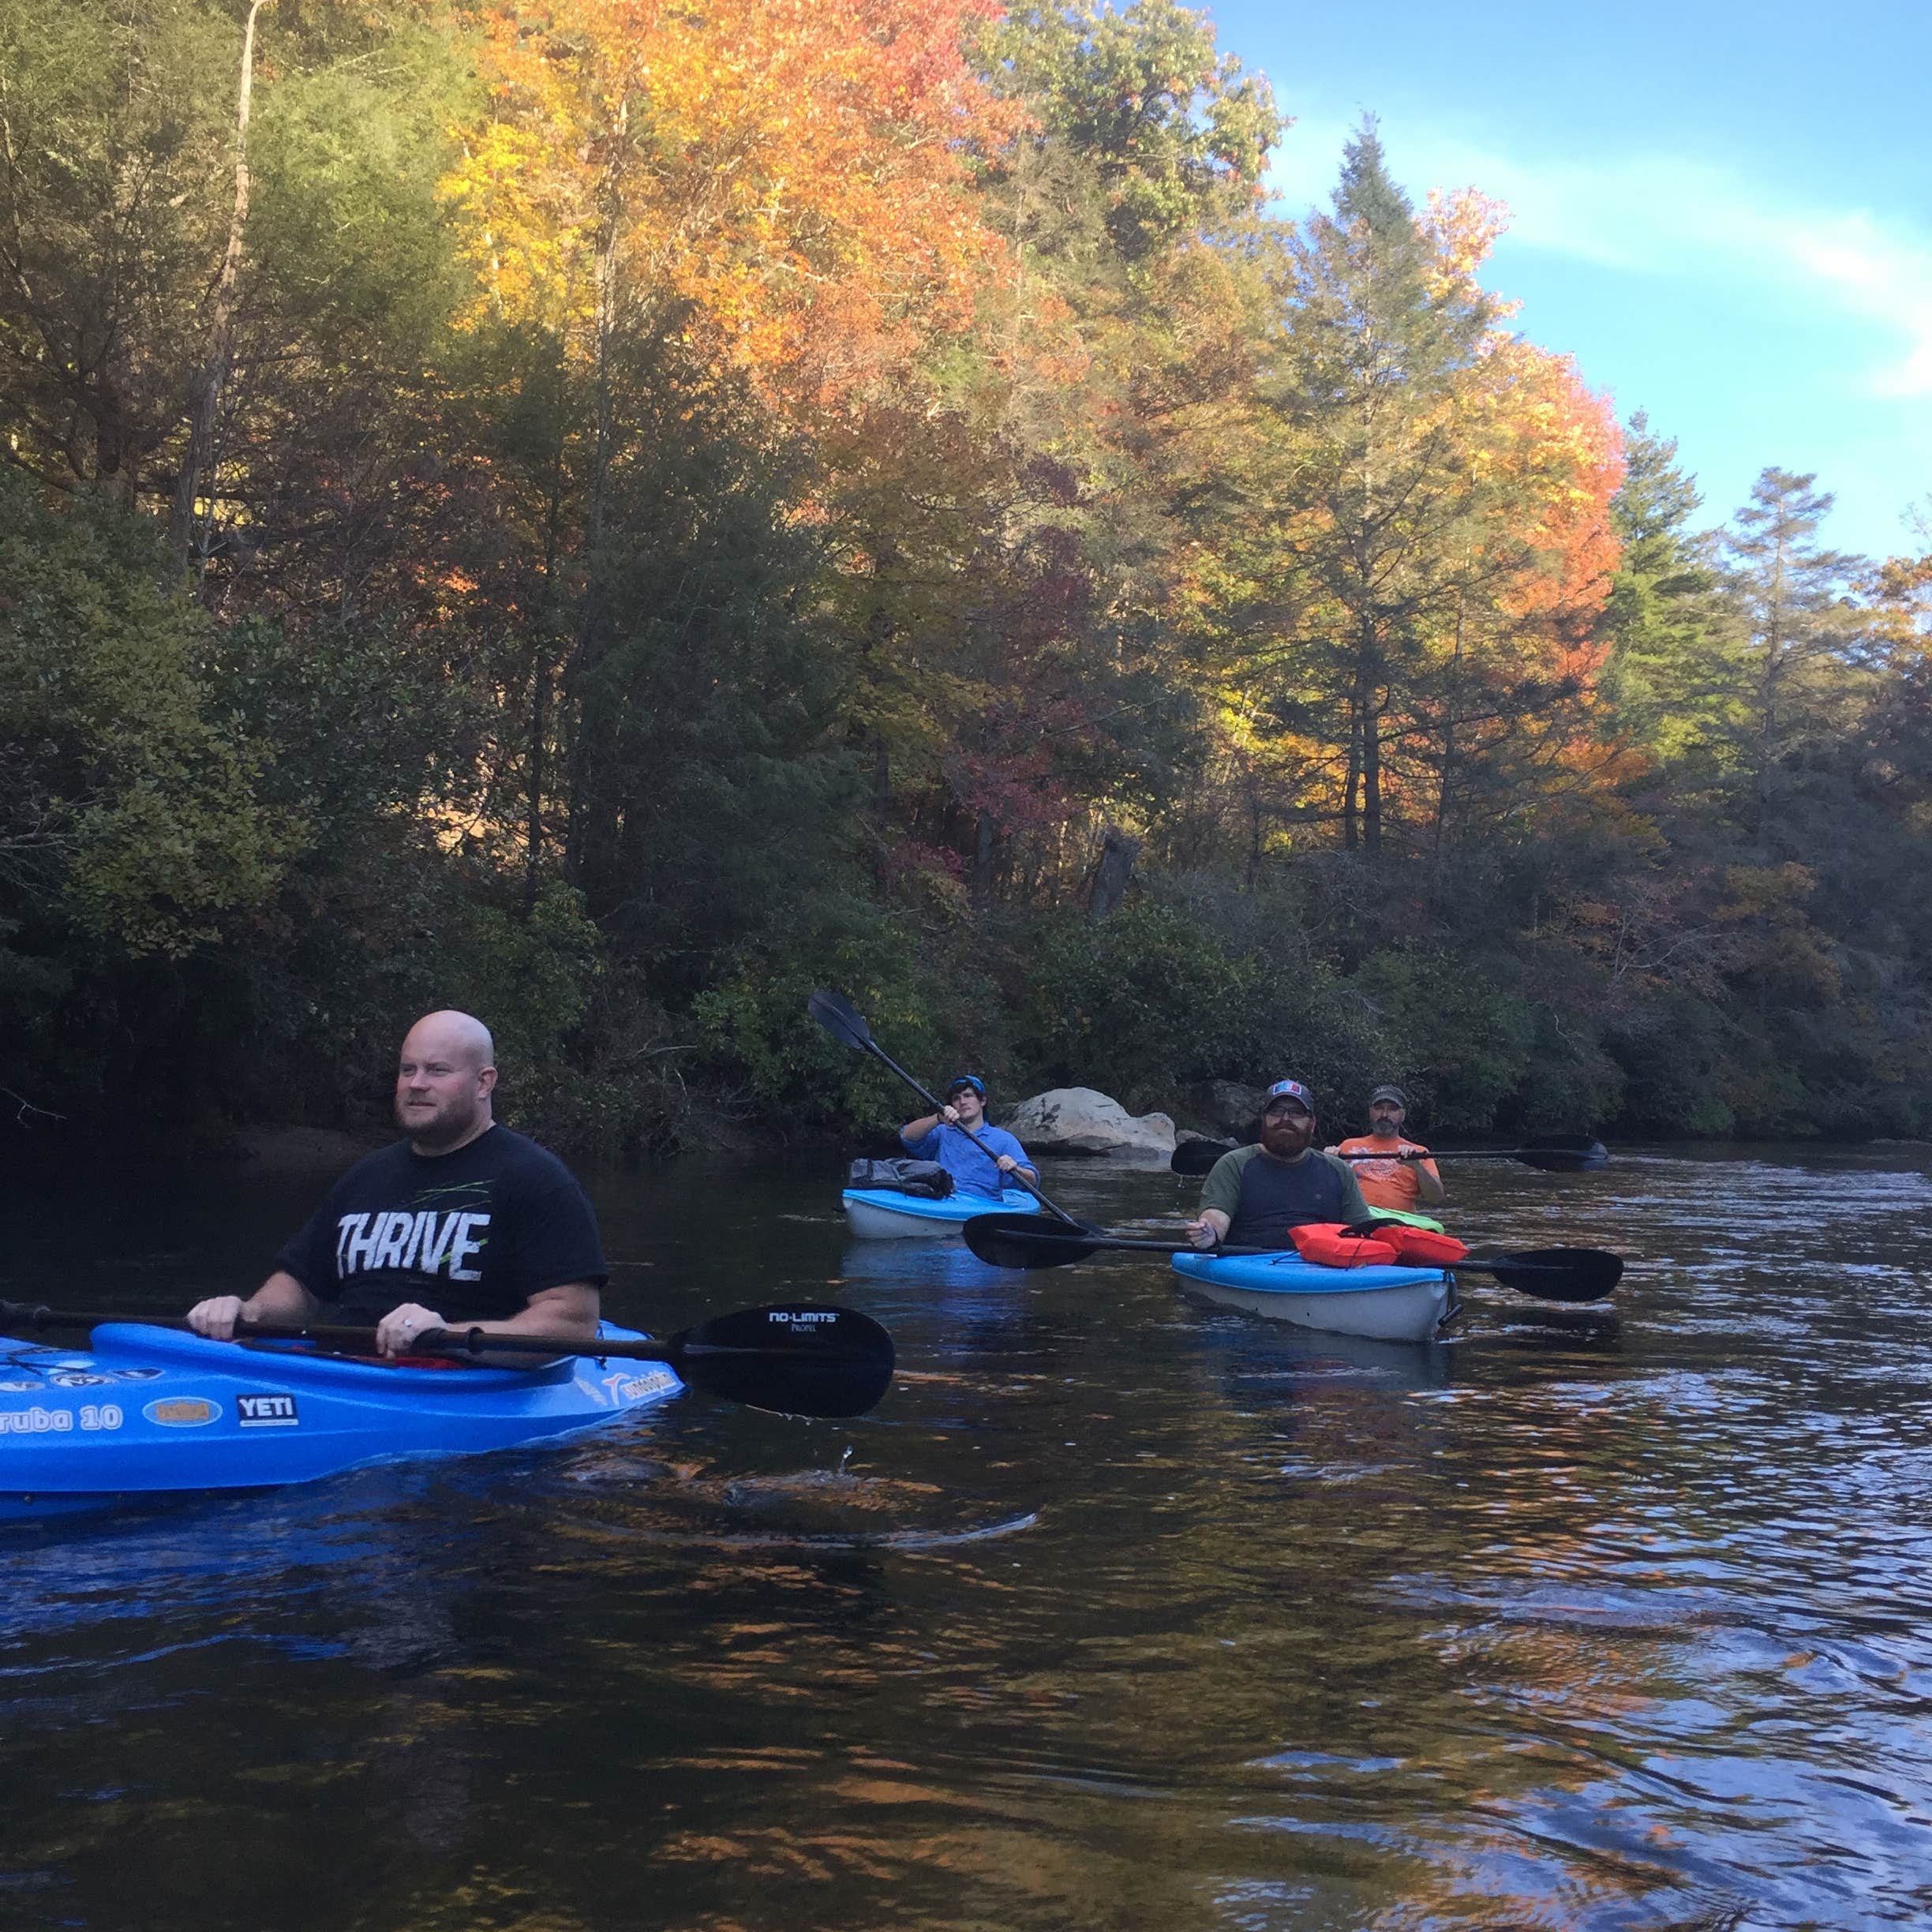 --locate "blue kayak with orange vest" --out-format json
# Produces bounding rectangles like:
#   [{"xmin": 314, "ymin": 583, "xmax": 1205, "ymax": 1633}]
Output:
[{"xmin": 1170, "ymin": 1249, "xmax": 1456, "ymax": 1342}]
